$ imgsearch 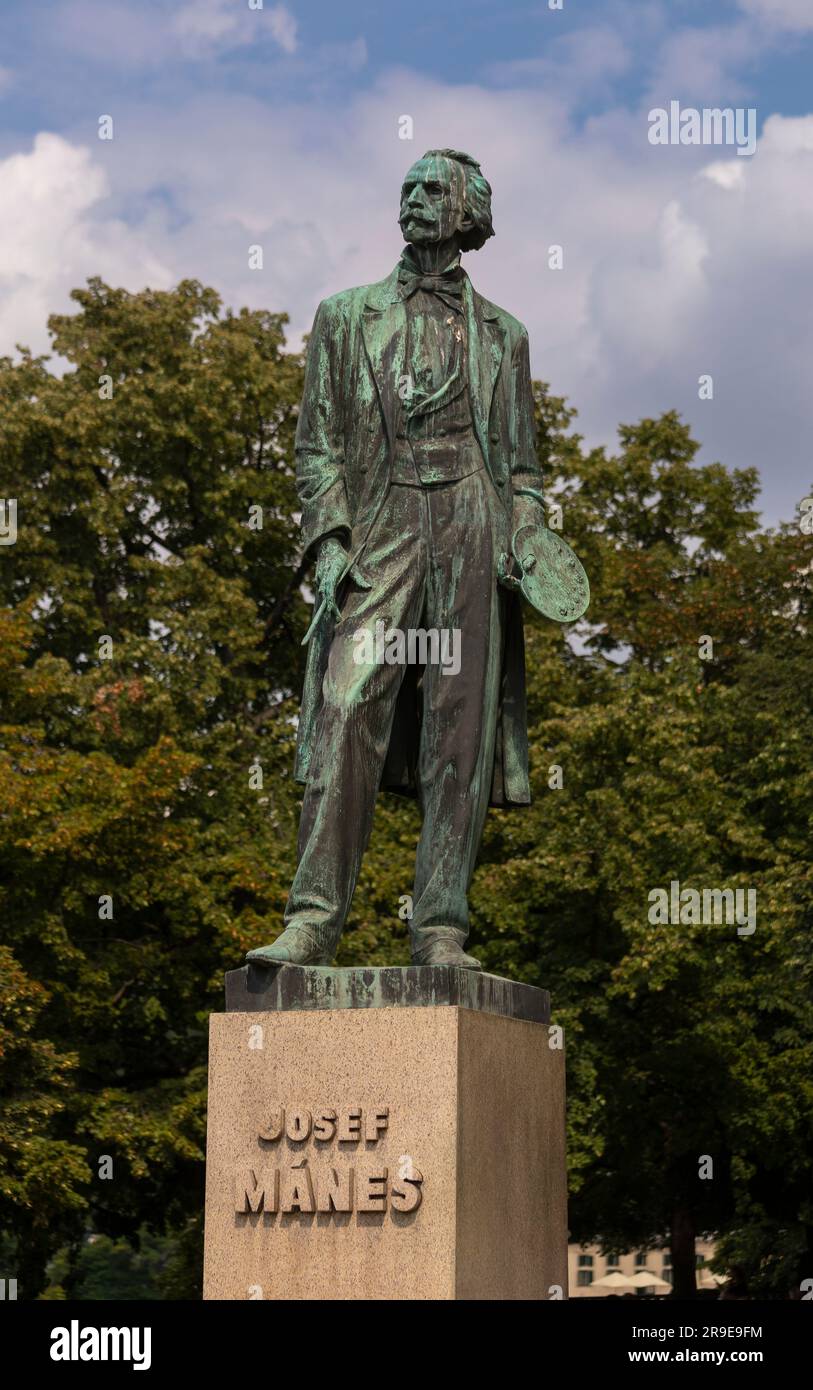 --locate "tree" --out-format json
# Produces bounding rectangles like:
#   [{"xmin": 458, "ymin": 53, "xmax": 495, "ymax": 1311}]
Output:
[
  {"xmin": 0, "ymin": 280, "xmax": 308, "ymax": 1294},
  {"xmin": 471, "ymin": 395, "xmax": 813, "ymax": 1297},
  {"xmin": 1, "ymin": 280, "xmax": 810, "ymax": 1299}
]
